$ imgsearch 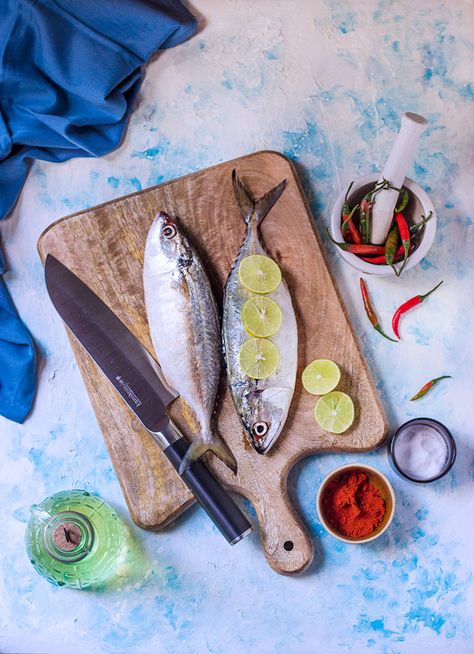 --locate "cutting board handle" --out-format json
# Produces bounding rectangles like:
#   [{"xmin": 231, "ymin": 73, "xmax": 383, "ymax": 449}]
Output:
[{"xmin": 250, "ymin": 480, "xmax": 313, "ymax": 575}]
